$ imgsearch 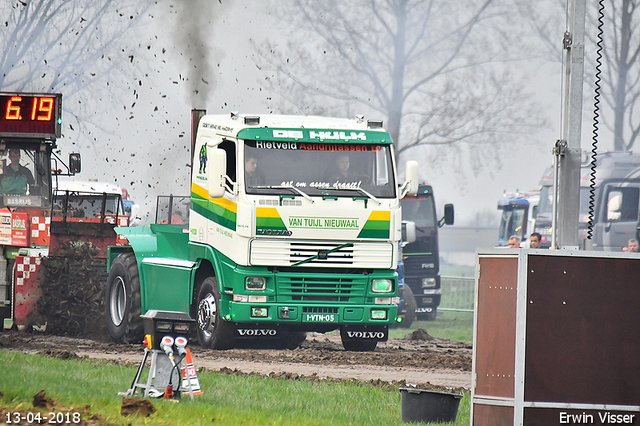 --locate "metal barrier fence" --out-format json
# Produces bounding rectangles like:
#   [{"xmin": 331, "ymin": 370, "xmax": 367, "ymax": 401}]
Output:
[{"xmin": 440, "ymin": 276, "xmax": 475, "ymax": 312}]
